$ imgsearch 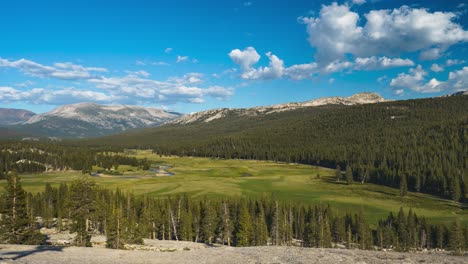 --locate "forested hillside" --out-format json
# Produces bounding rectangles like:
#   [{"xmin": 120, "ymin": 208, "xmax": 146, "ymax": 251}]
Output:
[{"xmin": 93, "ymin": 96, "xmax": 468, "ymax": 201}]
